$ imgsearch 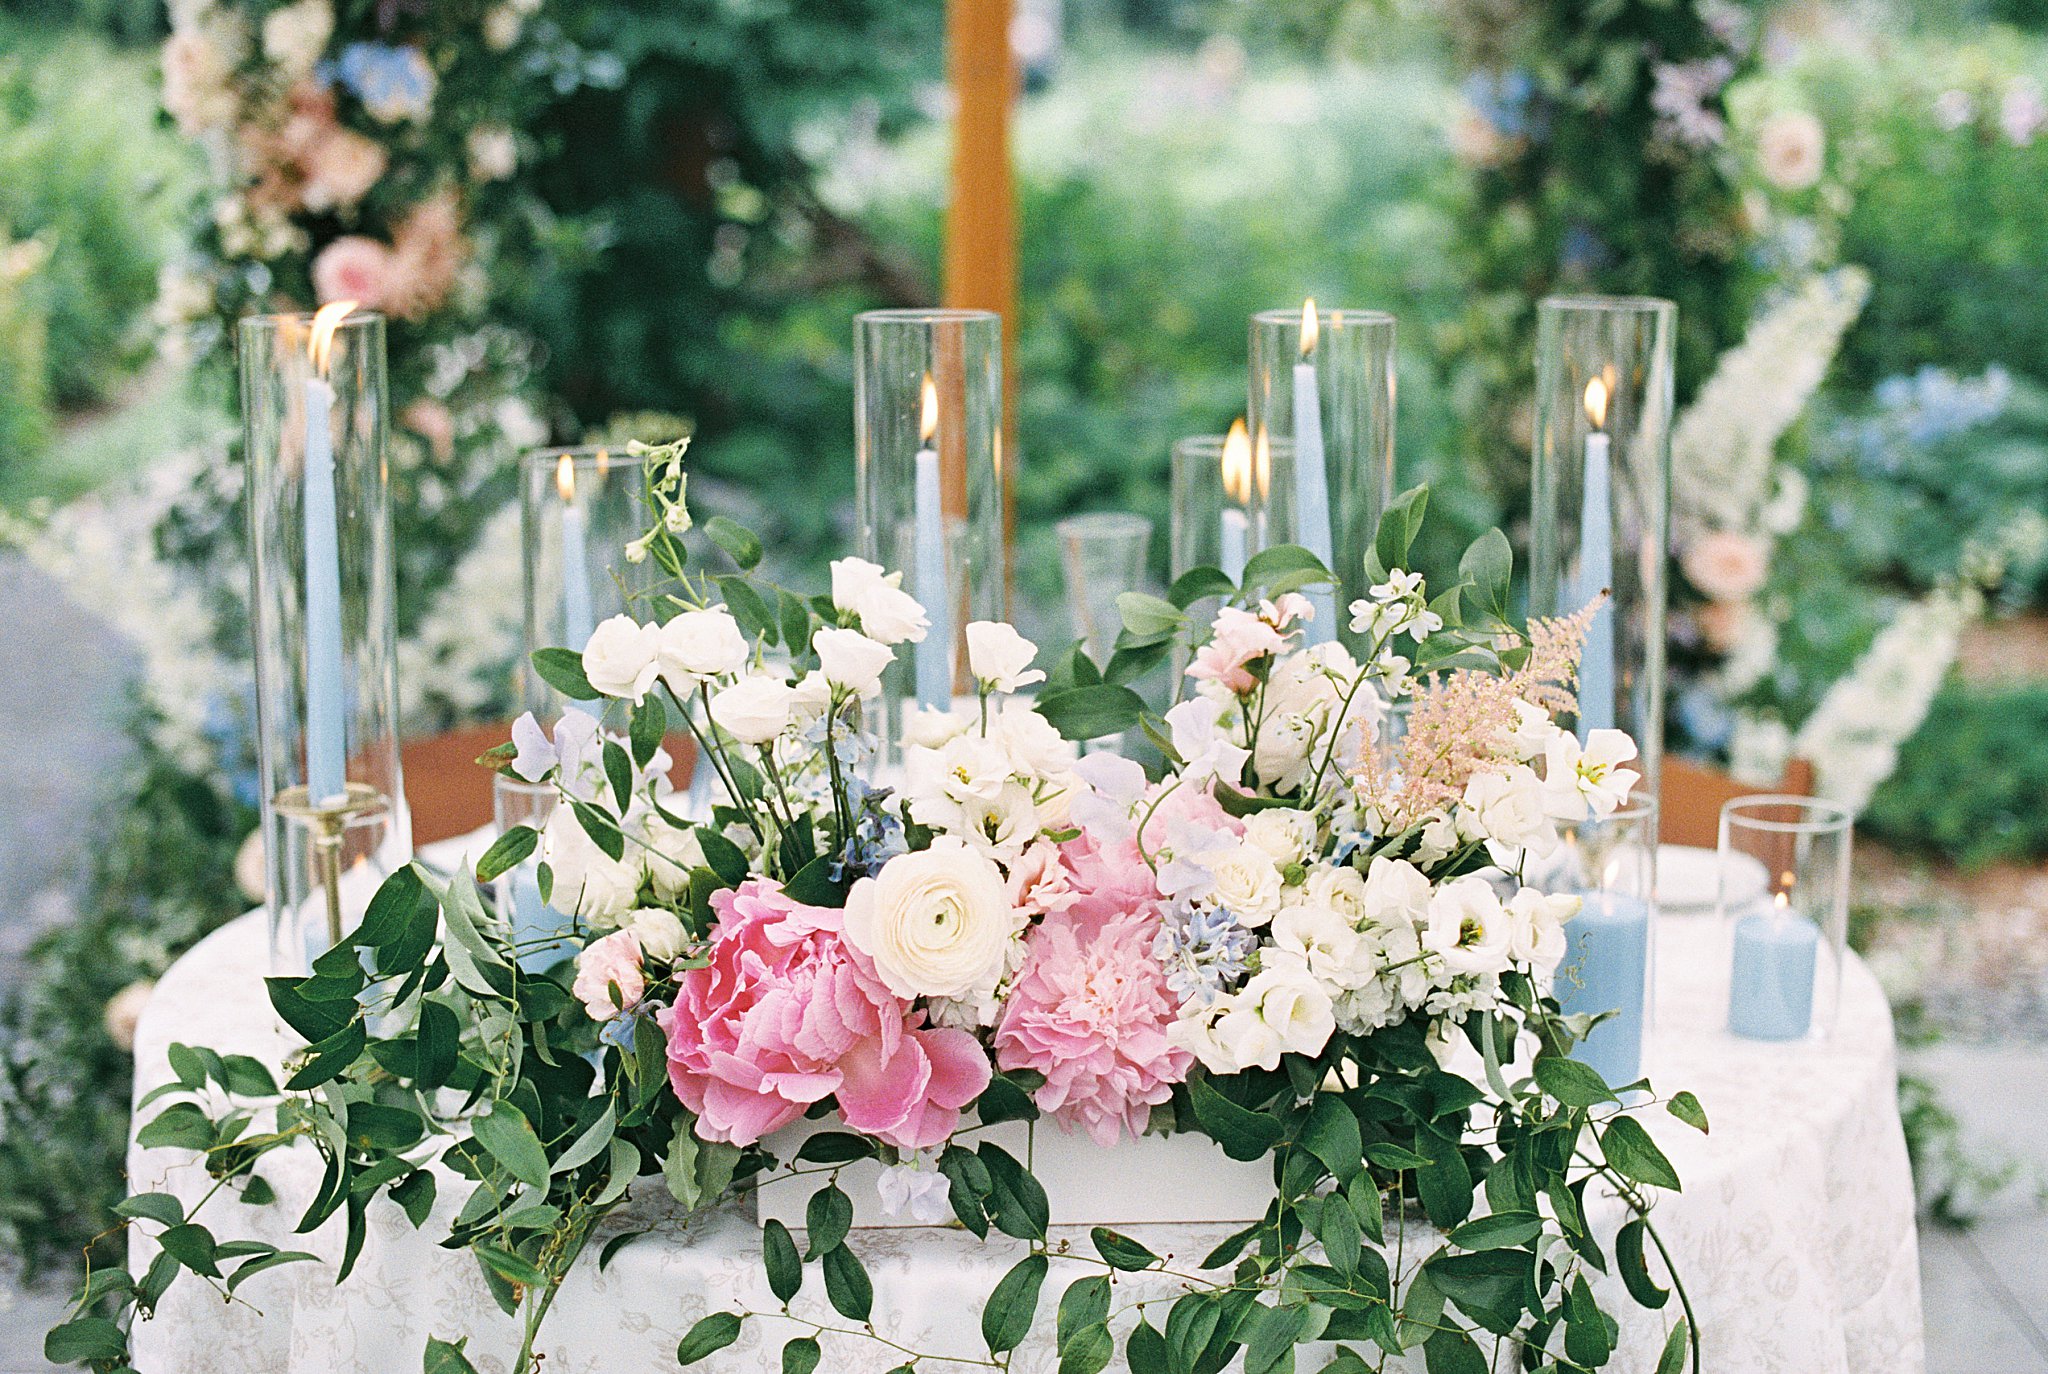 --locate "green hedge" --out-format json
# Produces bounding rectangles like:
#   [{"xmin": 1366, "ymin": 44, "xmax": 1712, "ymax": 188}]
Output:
[{"xmin": 1864, "ymin": 681, "xmax": 2048, "ymax": 868}]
